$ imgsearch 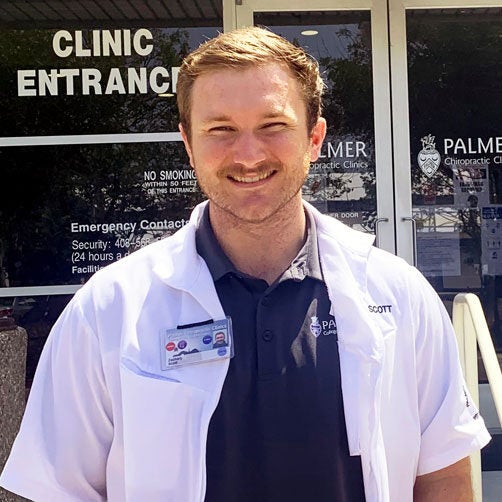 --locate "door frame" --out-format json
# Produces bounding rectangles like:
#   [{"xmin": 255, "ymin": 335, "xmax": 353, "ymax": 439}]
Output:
[
  {"xmin": 389, "ymin": 0, "xmax": 502, "ymax": 265},
  {"xmin": 225, "ymin": 0, "xmax": 396, "ymax": 253}
]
